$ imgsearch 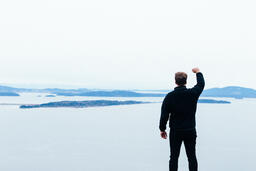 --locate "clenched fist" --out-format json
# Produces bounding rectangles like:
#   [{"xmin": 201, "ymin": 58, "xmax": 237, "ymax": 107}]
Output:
[{"xmin": 192, "ymin": 67, "xmax": 200, "ymax": 73}]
